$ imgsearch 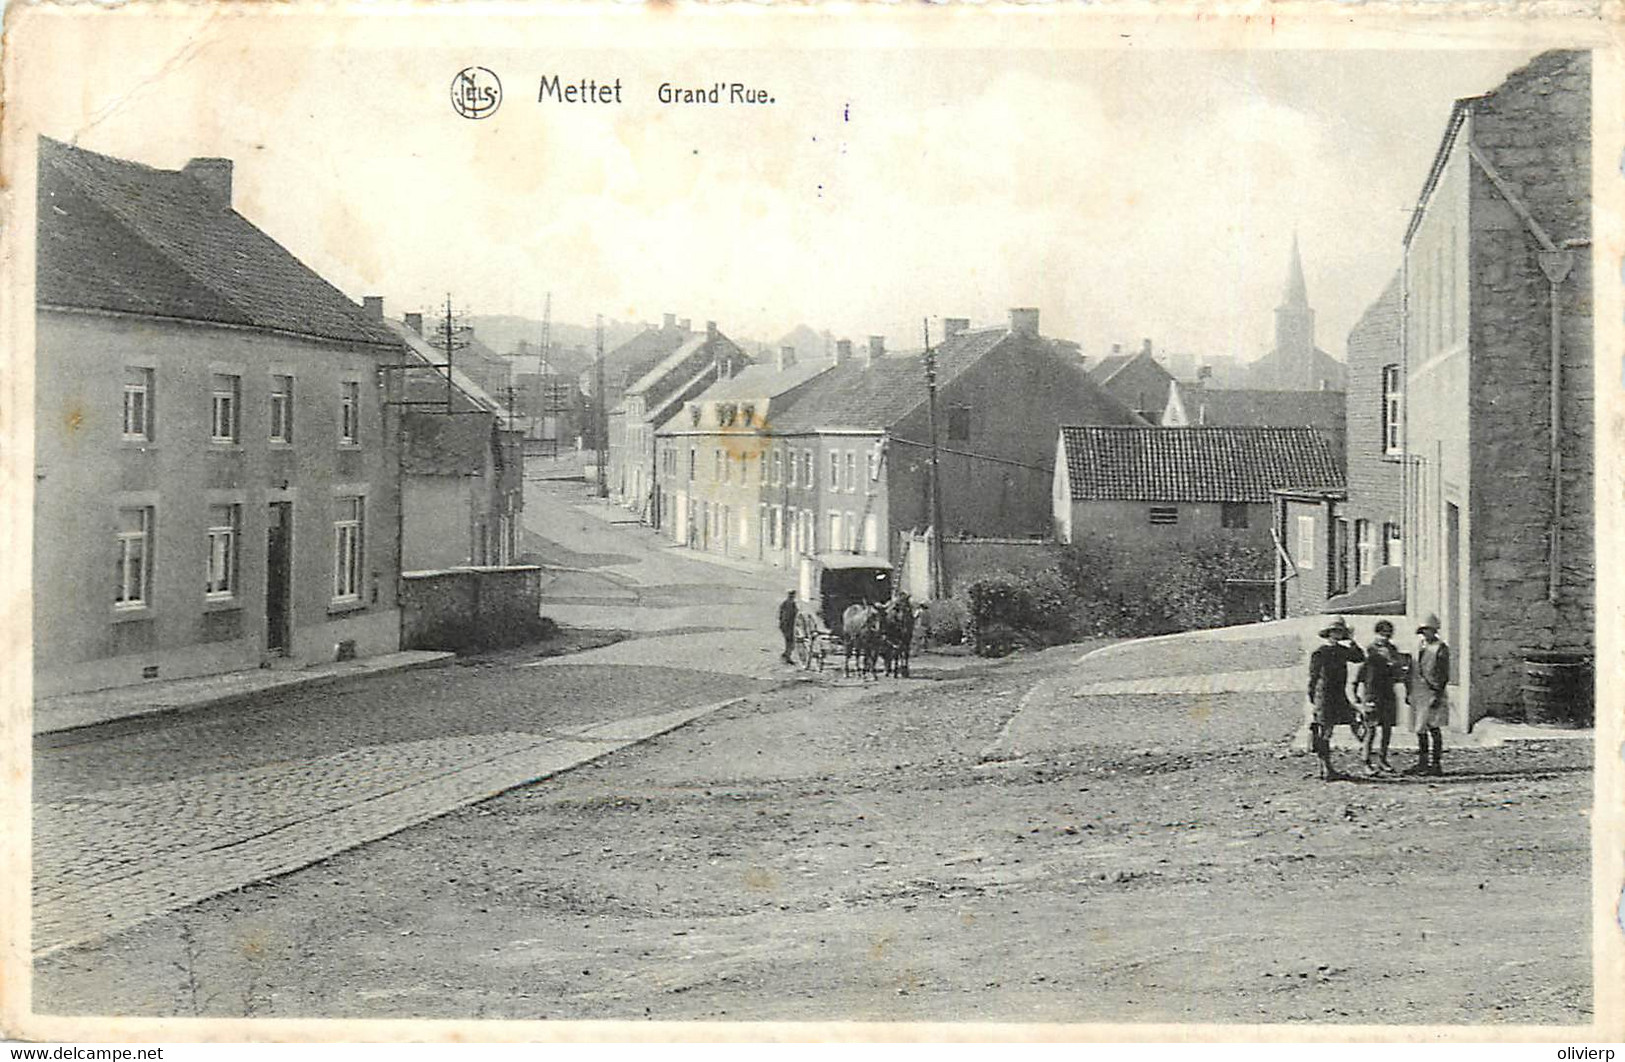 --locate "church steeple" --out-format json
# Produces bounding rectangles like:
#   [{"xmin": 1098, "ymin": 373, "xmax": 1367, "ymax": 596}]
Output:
[
  {"xmin": 1272, "ymin": 232, "xmax": 1317, "ymax": 388},
  {"xmin": 1282, "ymin": 230, "xmax": 1309, "ymax": 308}
]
